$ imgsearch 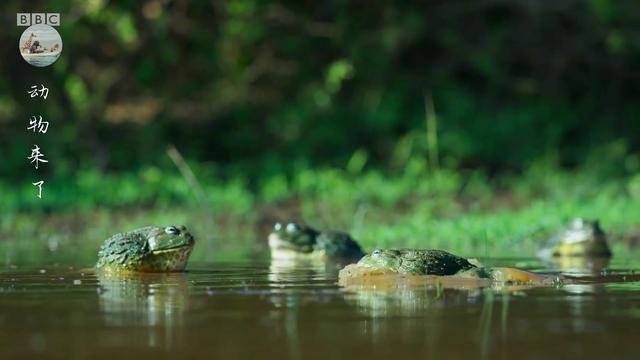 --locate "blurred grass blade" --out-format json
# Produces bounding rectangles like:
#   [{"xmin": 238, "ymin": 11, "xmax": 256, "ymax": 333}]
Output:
[
  {"xmin": 425, "ymin": 92, "xmax": 440, "ymax": 172},
  {"xmin": 167, "ymin": 145, "xmax": 208, "ymax": 208}
]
